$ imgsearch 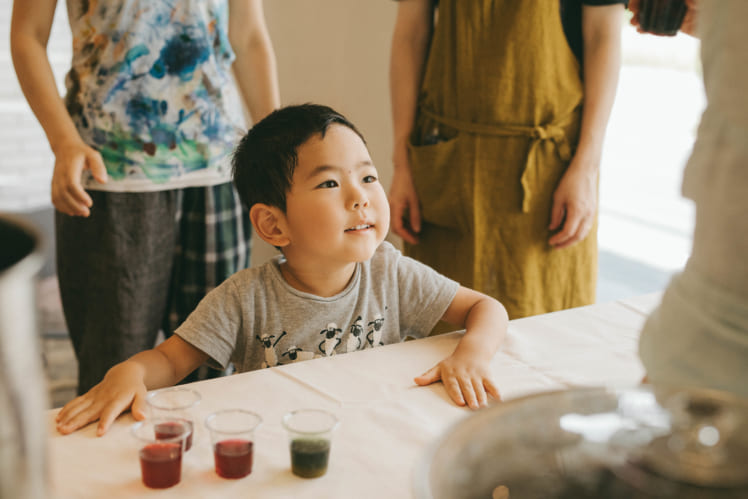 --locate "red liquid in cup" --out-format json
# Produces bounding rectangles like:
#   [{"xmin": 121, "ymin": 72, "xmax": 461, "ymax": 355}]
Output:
[
  {"xmin": 155, "ymin": 421, "xmax": 193, "ymax": 451},
  {"xmin": 139, "ymin": 442, "xmax": 182, "ymax": 489},
  {"xmin": 214, "ymin": 439, "xmax": 254, "ymax": 479}
]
